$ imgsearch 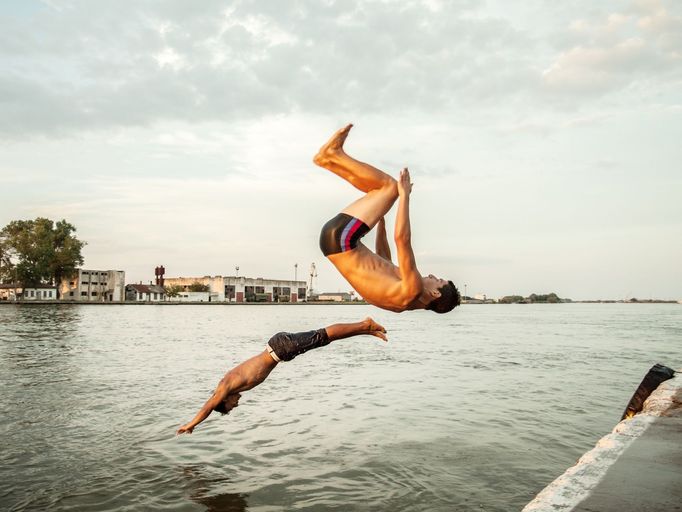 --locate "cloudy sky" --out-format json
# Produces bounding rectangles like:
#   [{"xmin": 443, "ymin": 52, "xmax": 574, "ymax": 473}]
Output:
[{"xmin": 1, "ymin": 0, "xmax": 680, "ymax": 300}]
